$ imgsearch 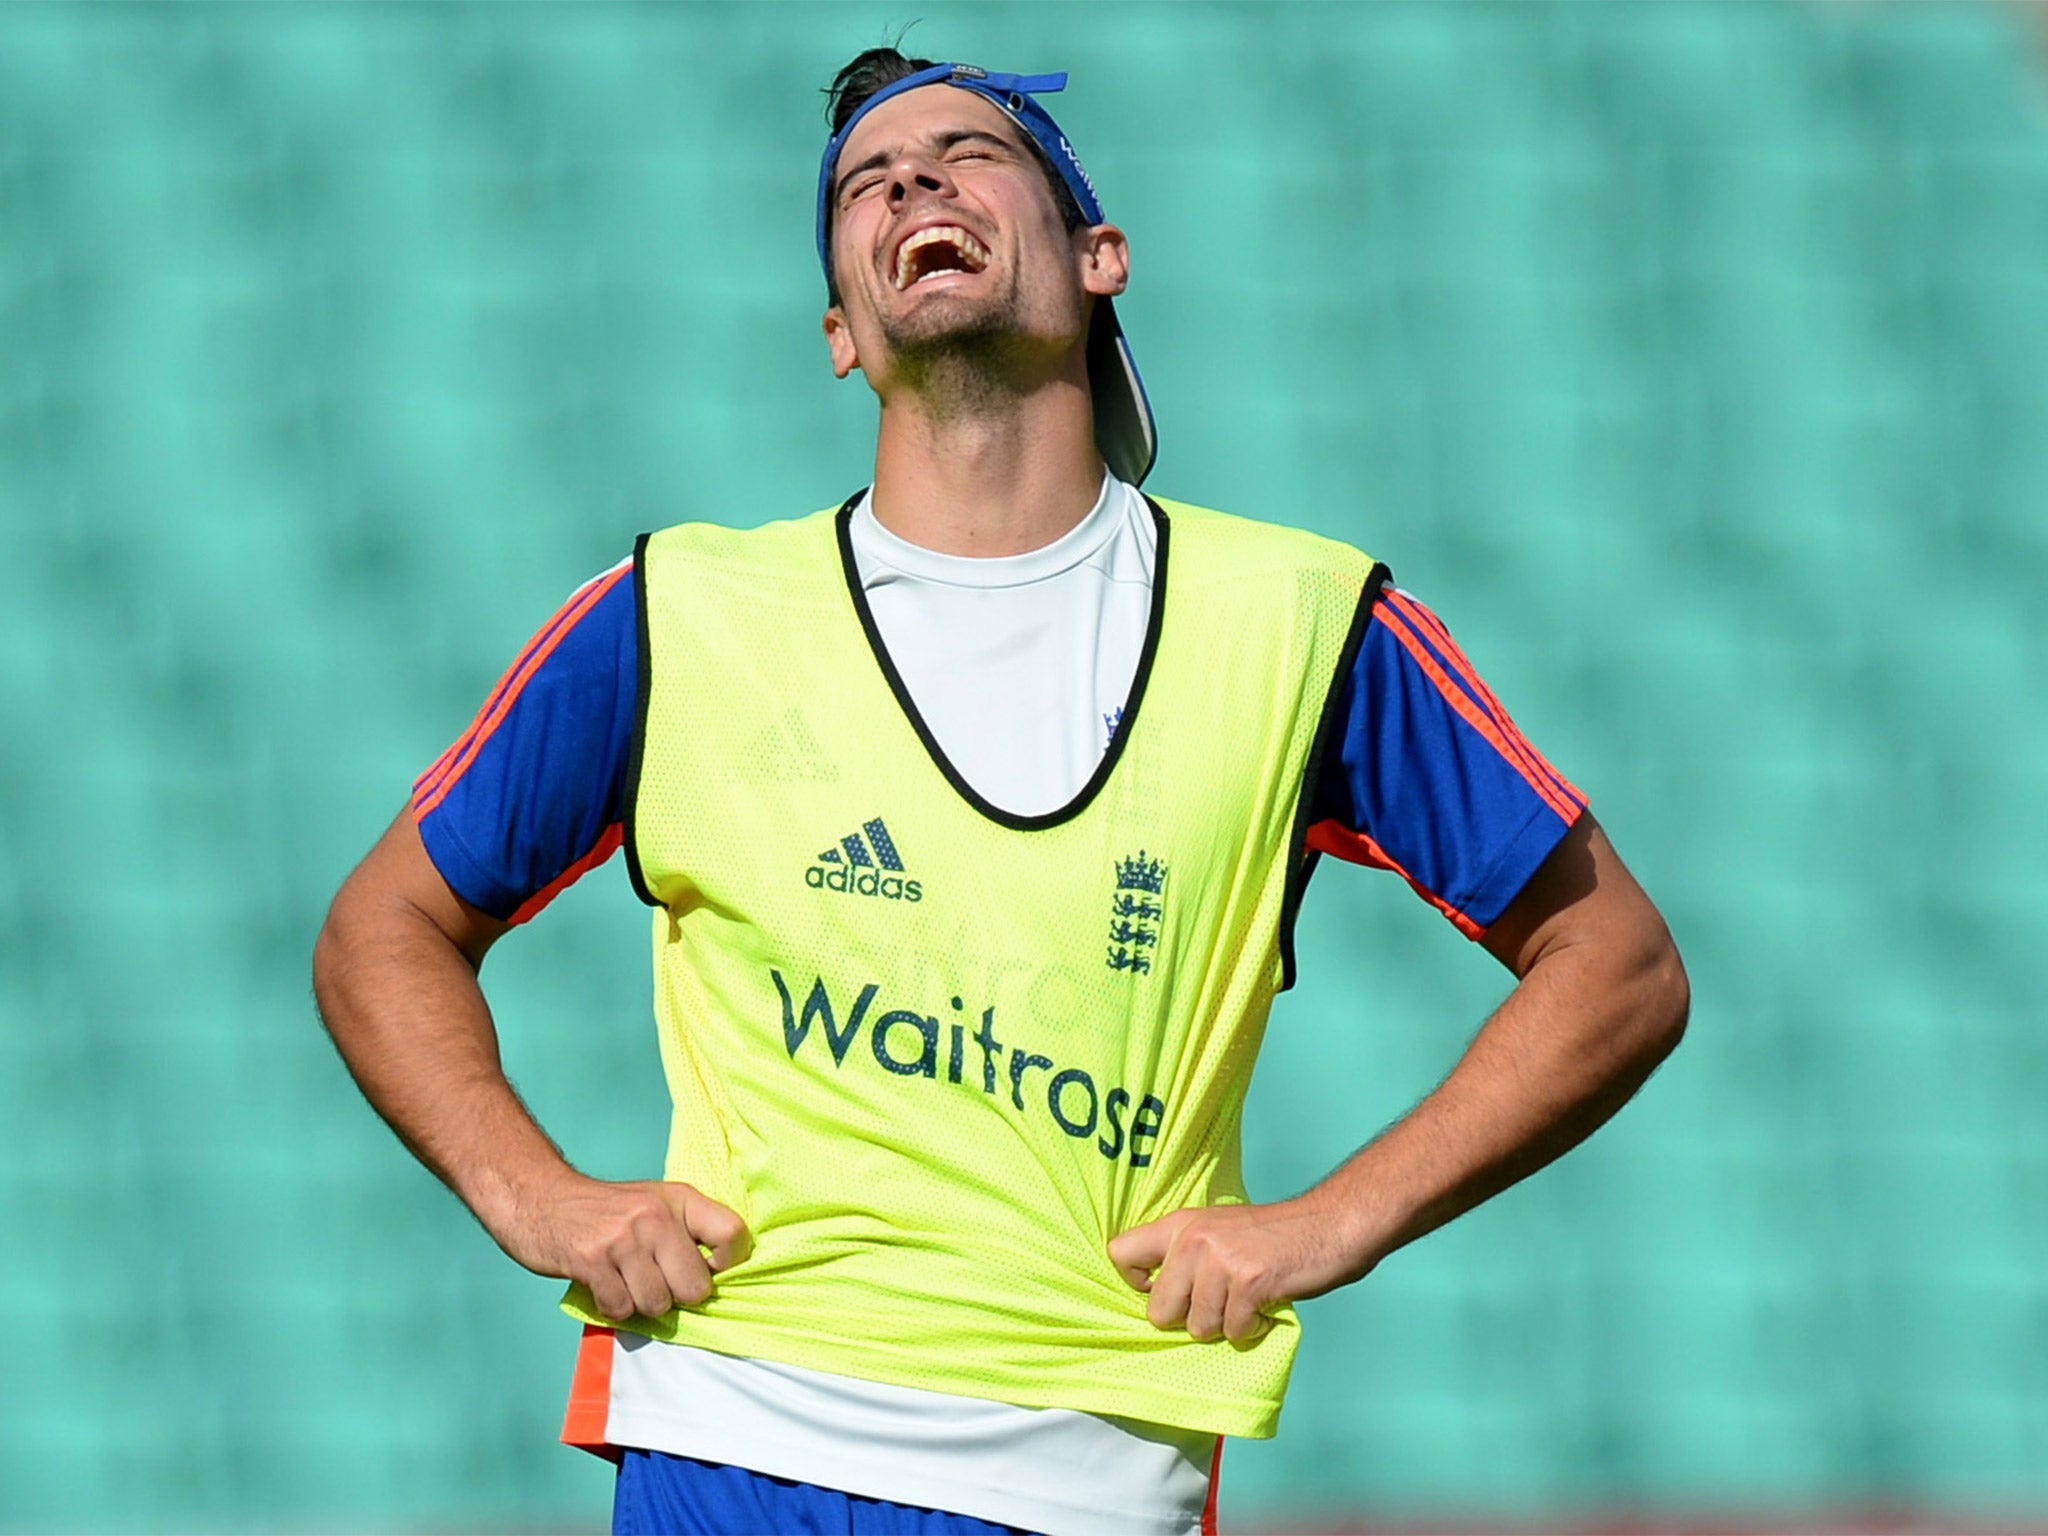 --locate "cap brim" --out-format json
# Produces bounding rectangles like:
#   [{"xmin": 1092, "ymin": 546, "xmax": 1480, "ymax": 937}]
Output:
[{"xmin": 1088, "ymin": 298, "xmax": 1157, "ymax": 486}]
